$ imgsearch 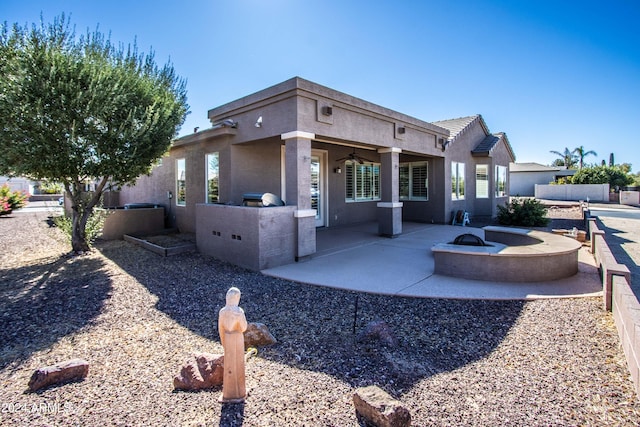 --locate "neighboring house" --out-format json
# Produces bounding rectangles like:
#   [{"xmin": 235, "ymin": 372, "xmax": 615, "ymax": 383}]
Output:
[
  {"xmin": 118, "ymin": 77, "xmax": 516, "ymax": 270},
  {"xmin": 0, "ymin": 176, "xmax": 34, "ymax": 194},
  {"xmin": 509, "ymin": 162, "xmax": 576, "ymax": 197}
]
